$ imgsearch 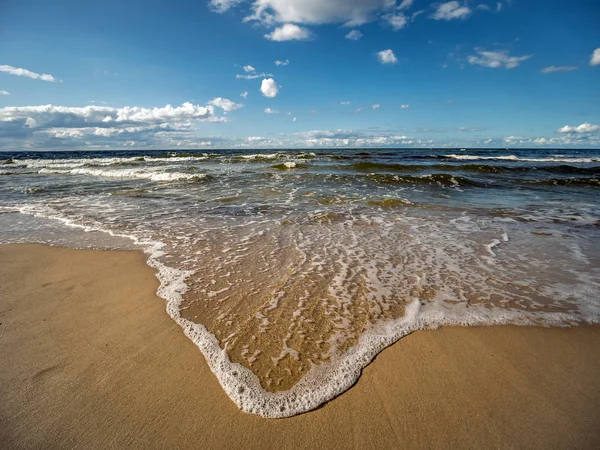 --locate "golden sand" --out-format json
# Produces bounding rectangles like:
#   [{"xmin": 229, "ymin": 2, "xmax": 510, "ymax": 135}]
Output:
[{"xmin": 1, "ymin": 243, "xmax": 599, "ymax": 449}]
